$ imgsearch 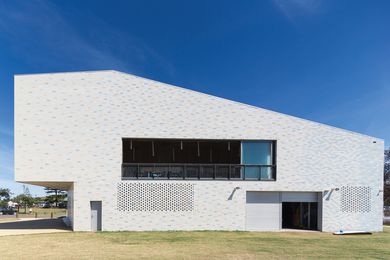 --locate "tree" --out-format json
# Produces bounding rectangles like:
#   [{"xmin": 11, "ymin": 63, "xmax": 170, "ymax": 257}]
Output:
[
  {"xmin": 0, "ymin": 188, "xmax": 11, "ymax": 200},
  {"xmin": 12, "ymin": 186, "xmax": 35, "ymax": 213},
  {"xmin": 44, "ymin": 187, "xmax": 66, "ymax": 207},
  {"xmin": 384, "ymin": 149, "xmax": 390, "ymax": 206},
  {"xmin": 0, "ymin": 188, "xmax": 11, "ymax": 207},
  {"xmin": 13, "ymin": 194, "xmax": 34, "ymax": 213}
]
